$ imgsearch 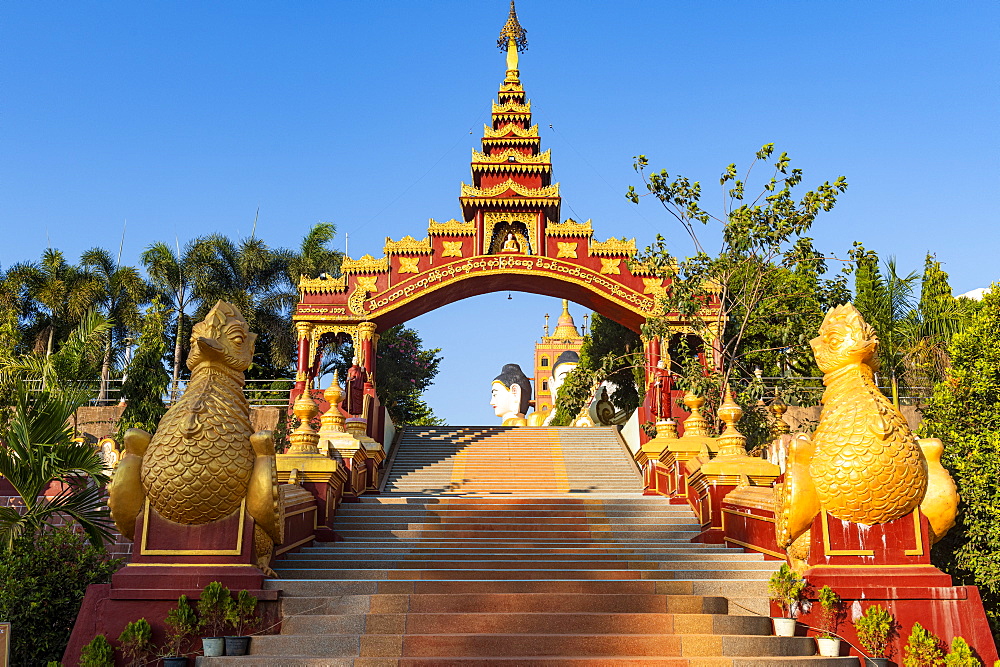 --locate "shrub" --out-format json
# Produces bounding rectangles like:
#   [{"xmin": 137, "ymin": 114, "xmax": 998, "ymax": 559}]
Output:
[
  {"xmin": 162, "ymin": 595, "xmax": 198, "ymax": 658},
  {"xmin": 197, "ymin": 581, "xmax": 233, "ymax": 637},
  {"xmin": 943, "ymin": 637, "xmax": 981, "ymax": 667},
  {"xmin": 817, "ymin": 585, "xmax": 842, "ymax": 638},
  {"xmin": 225, "ymin": 589, "xmax": 260, "ymax": 636},
  {"xmin": 118, "ymin": 618, "xmax": 153, "ymax": 667},
  {"xmin": 78, "ymin": 634, "xmax": 114, "ymax": 667},
  {"xmin": 0, "ymin": 528, "xmax": 121, "ymax": 665},
  {"xmin": 767, "ymin": 564, "xmax": 806, "ymax": 618},
  {"xmin": 904, "ymin": 622, "xmax": 945, "ymax": 667},
  {"xmin": 855, "ymin": 604, "xmax": 897, "ymax": 659}
]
